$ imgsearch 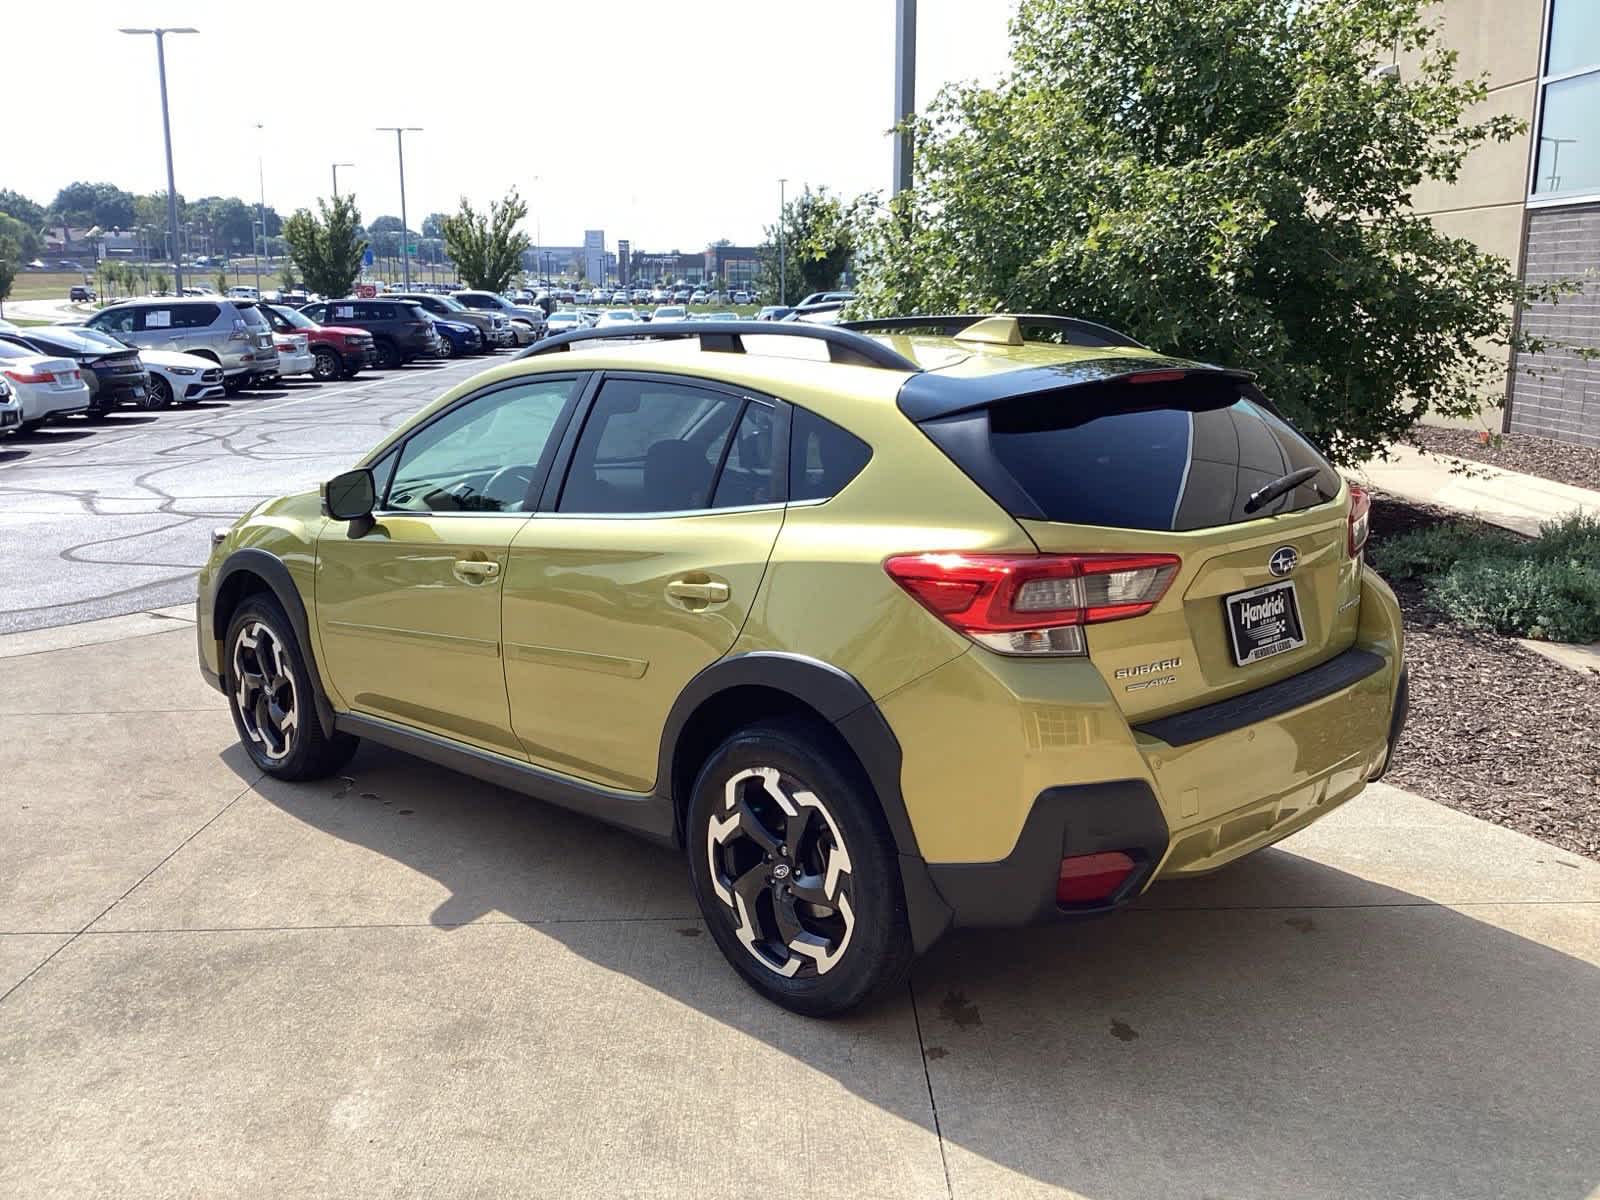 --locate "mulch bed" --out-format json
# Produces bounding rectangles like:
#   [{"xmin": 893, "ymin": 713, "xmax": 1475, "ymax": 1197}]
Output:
[
  {"xmin": 1369, "ymin": 493, "xmax": 1600, "ymax": 861},
  {"xmin": 1411, "ymin": 425, "xmax": 1600, "ymax": 492}
]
